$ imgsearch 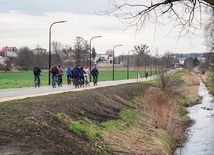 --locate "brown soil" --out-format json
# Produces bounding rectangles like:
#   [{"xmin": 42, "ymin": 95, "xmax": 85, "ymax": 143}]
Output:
[{"xmin": 0, "ymin": 82, "xmax": 194, "ymax": 155}]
